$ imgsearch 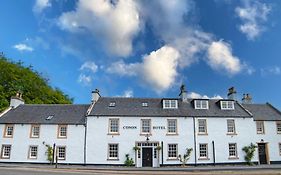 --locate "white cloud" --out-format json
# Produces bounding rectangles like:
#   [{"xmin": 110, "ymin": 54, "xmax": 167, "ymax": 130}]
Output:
[
  {"xmin": 58, "ymin": 0, "xmax": 141, "ymax": 57},
  {"xmin": 235, "ymin": 1, "xmax": 271, "ymax": 40},
  {"xmin": 78, "ymin": 74, "xmax": 92, "ymax": 85},
  {"xmin": 261, "ymin": 66, "xmax": 281, "ymax": 76},
  {"xmin": 33, "ymin": 0, "xmax": 51, "ymax": 13},
  {"xmin": 13, "ymin": 44, "xmax": 34, "ymax": 52},
  {"xmin": 187, "ymin": 92, "xmax": 223, "ymax": 99},
  {"xmin": 207, "ymin": 40, "xmax": 242, "ymax": 75},
  {"xmin": 106, "ymin": 60, "xmax": 139, "ymax": 76},
  {"xmin": 123, "ymin": 89, "xmax": 134, "ymax": 97},
  {"xmin": 80, "ymin": 61, "xmax": 98, "ymax": 73}
]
